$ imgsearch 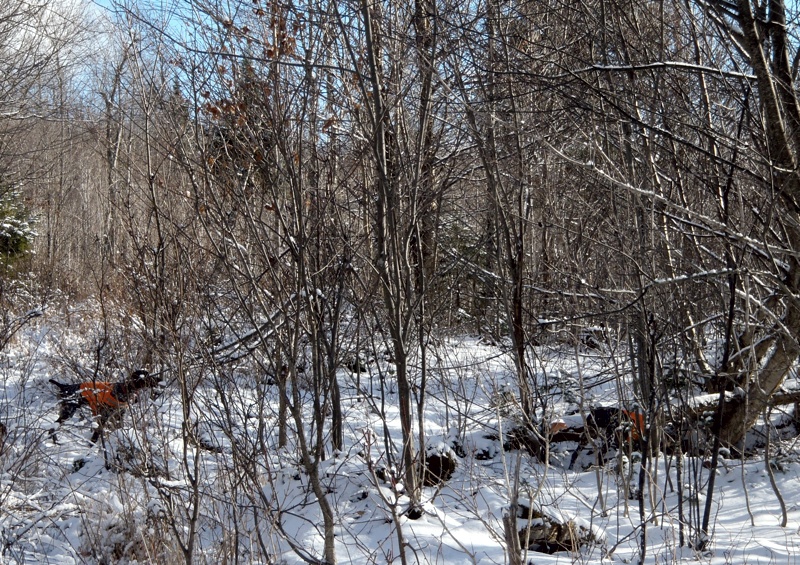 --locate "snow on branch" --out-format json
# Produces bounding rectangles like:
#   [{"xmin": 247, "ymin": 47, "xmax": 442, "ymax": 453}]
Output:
[{"xmin": 554, "ymin": 61, "xmax": 755, "ymax": 81}]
